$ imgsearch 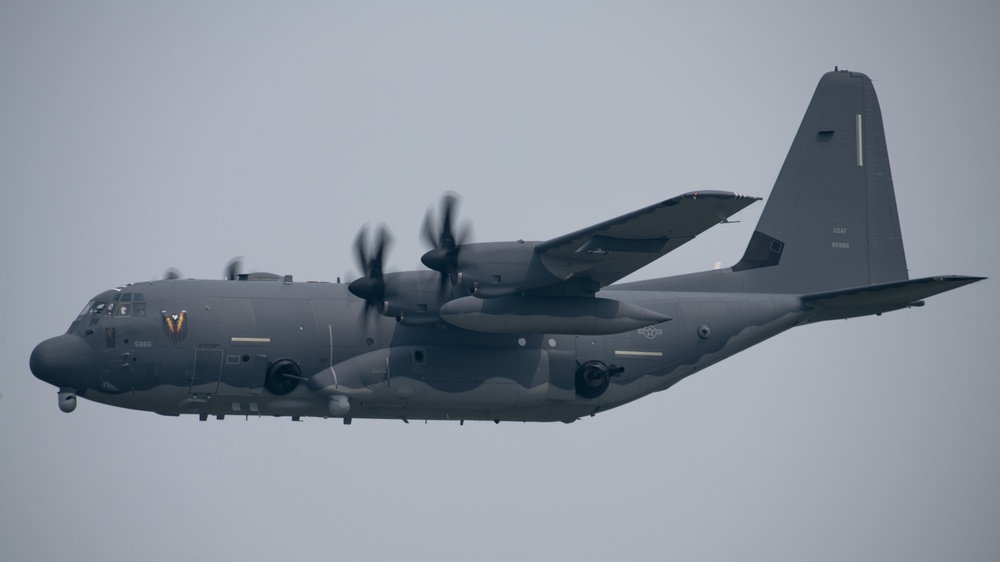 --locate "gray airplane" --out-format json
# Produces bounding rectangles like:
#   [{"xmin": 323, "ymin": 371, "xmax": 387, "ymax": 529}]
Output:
[{"xmin": 30, "ymin": 70, "xmax": 983, "ymax": 423}]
